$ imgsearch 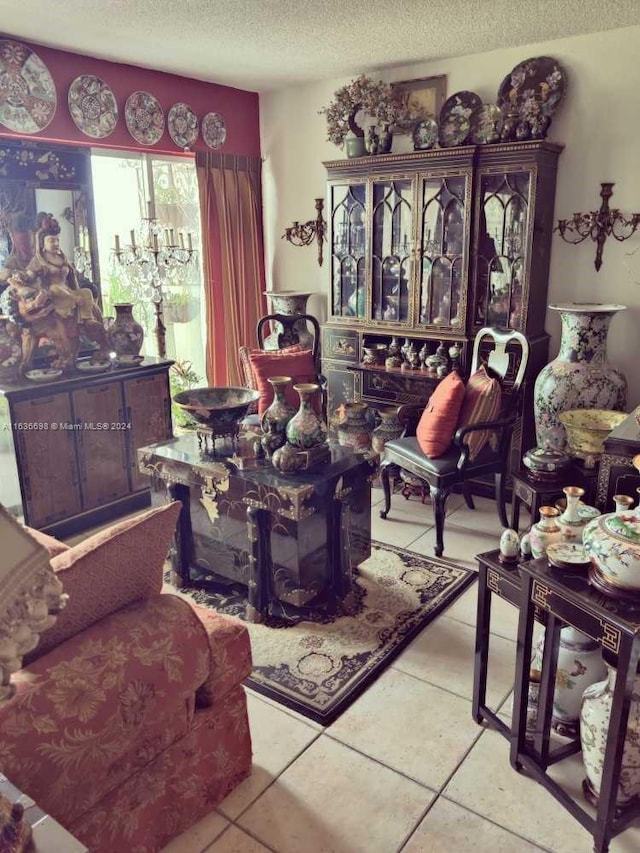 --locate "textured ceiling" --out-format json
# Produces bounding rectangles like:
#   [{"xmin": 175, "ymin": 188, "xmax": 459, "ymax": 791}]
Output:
[{"xmin": 0, "ymin": 0, "xmax": 639, "ymax": 92}]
